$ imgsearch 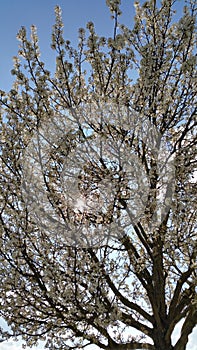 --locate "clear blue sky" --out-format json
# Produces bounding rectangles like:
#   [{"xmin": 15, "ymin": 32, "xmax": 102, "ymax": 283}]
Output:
[
  {"xmin": 0, "ymin": 0, "xmax": 196, "ymax": 349},
  {"xmin": 0, "ymin": 0, "xmax": 134, "ymax": 92}
]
